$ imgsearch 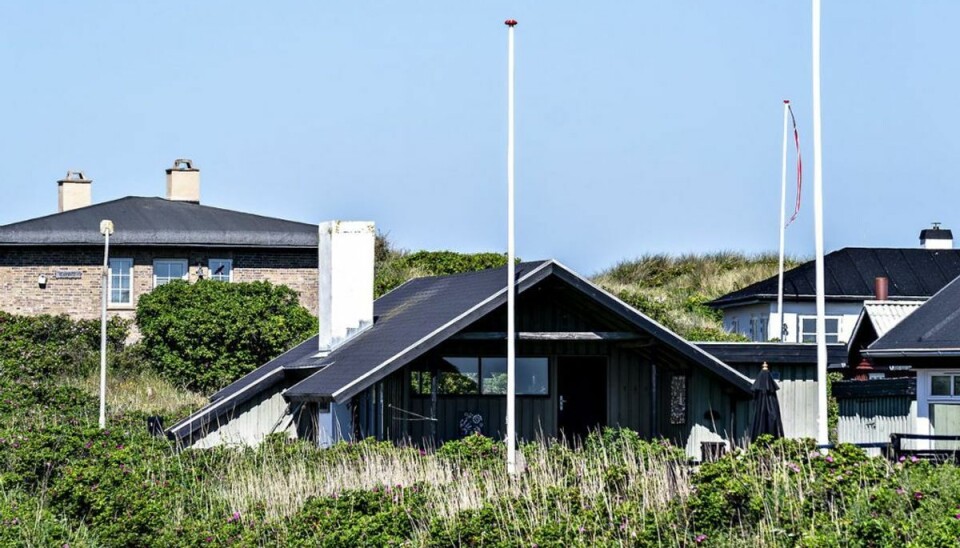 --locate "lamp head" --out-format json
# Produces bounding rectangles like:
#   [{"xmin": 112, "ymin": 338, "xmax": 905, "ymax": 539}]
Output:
[{"xmin": 99, "ymin": 220, "xmax": 114, "ymax": 236}]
